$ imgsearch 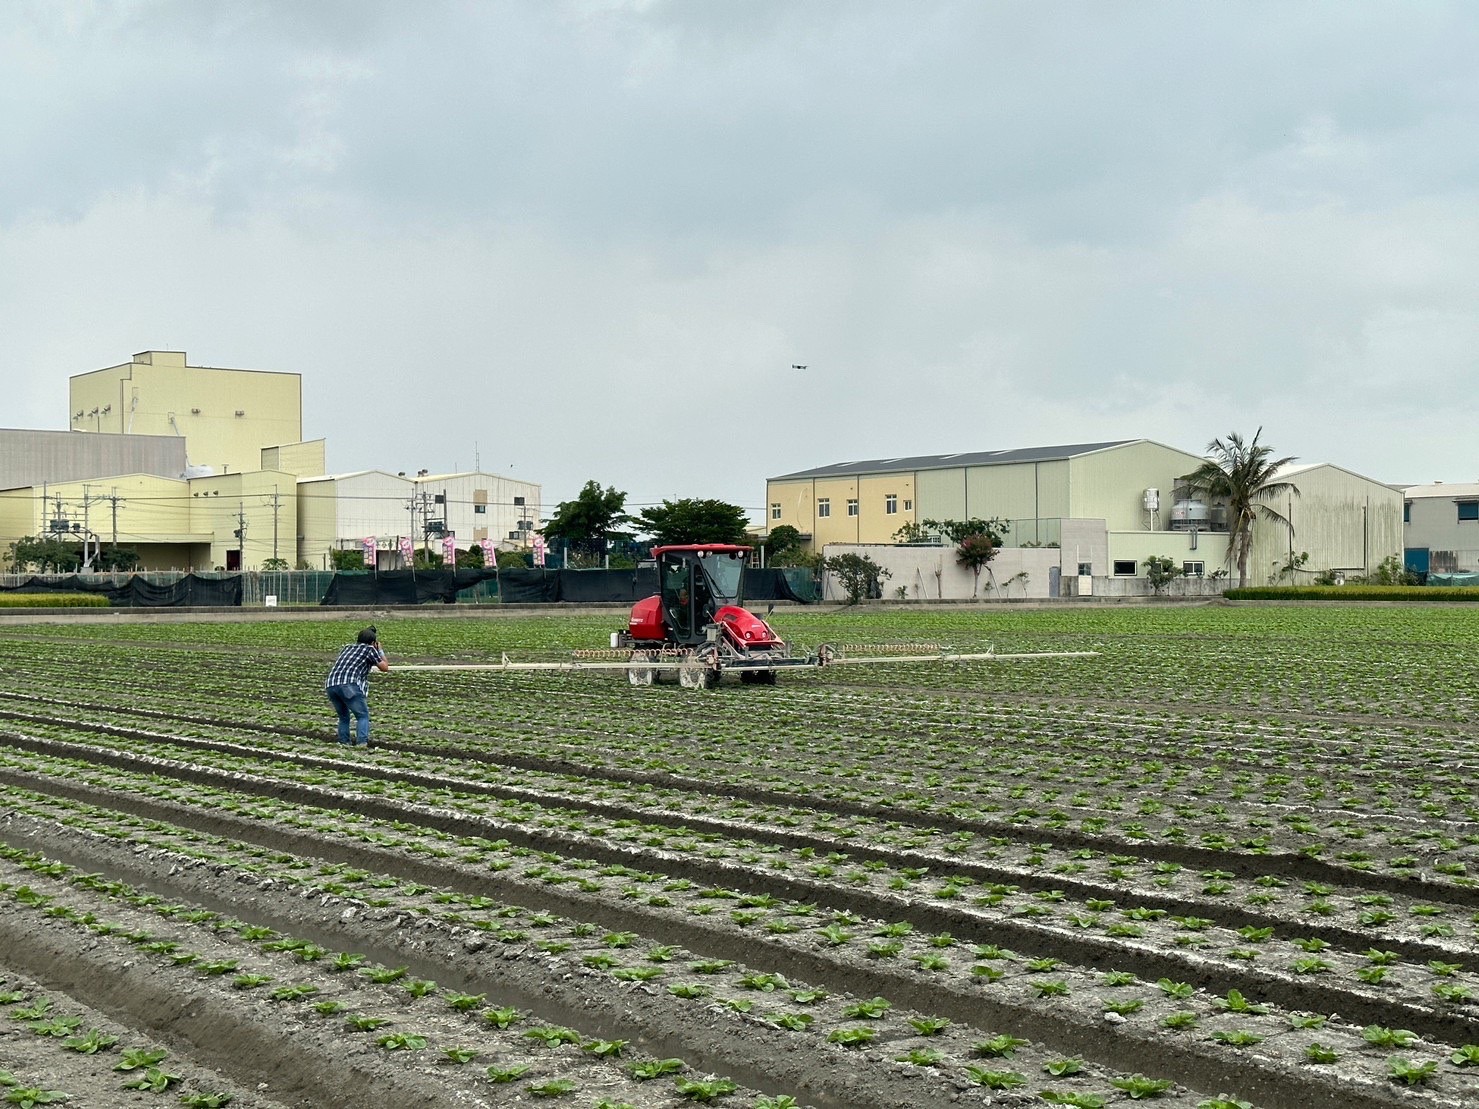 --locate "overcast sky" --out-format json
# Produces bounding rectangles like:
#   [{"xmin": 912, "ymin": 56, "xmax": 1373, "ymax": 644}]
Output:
[{"xmin": 5, "ymin": 1, "xmax": 1477, "ymax": 516}]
